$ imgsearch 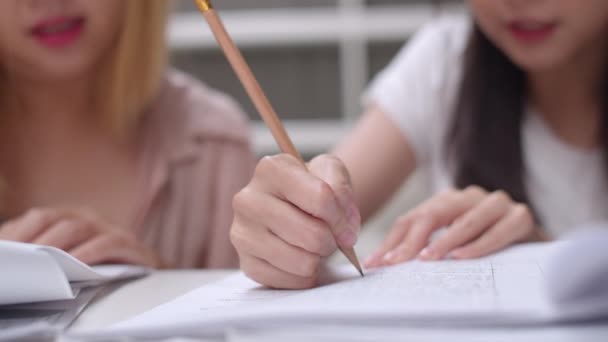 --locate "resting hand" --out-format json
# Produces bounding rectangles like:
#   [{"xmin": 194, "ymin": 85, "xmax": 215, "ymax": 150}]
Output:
[
  {"xmin": 0, "ymin": 207, "xmax": 163, "ymax": 268},
  {"xmin": 365, "ymin": 186, "xmax": 542, "ymax": 268}
]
